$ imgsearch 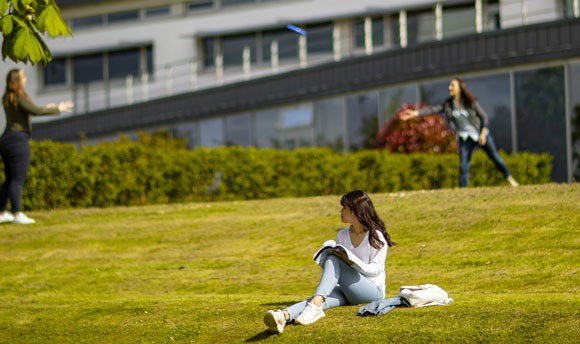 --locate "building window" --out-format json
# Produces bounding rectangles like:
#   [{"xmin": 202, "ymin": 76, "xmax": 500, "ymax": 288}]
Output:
[
  {"xmin": 44, "ymin": 58, "xmax": 67, "ymax": 86},
  {"xmin": 306, "ymin": 22, "xmax": 333, "ymax": 54},
  {"xmin": 346, "ymin": 92, "xmax": 379, "ymax": 150},
  {"xmin": 222, "ymin": 33, "xmax": 257, "ymax": 66},
  {"xmin": 199, "ymin": 118, "xmax": 225, "ymax": 147},
  {"xmin": 443, "ymin": 3, "xmax": 476, "ymax": 38},
  {"xmin": 225, "ymin": 113, "xmax": 252, "ymax": 146},
  {"xmin": 145, "ymin": 6, "xmax": 171, "ymax": 18},
  {"xmin": 515, "ymin": 66, "xmax": 567, "ymax": 182},
  {"xmin": 354, "ymin": 17, "xmax": 385, "ymax": 49},
  {"xmin": 262, "ymin": 28, "xmax": 299, "ymax": 62},
  {"xmin": 187, "ymin": 0, "xmax": 214, "ymax": 12},
  {"xmin": 73, "ymin": 54, "xmax": 104, "ymax": 84},
  {"xmin": 108, "ymin": 49, "xmax": 141, "ymax": 79},
  {"xmin": 221, "ymin": 0, "xmax": 255, "ymax": 7},
  {"xmin": 71, "ymin": 15, "xmax": 103, "ymax": 30},
  {"xmin": 45, "ymin": 46, "xmax": 153, "ymax": 87},
  {"xmin": 279, "ymin": 104, "xmax": 313, "ymax": 129},
  {"xmin": 485, "ymin": 0, "xmax": 501, "ymax": 30},
  {"xmin": 202, "ymin": 38, "xmax": 215, "ymax": 67},
  {"xmin": 407, "ymin": 9, "xmax": 435, "ymax": 46},
  {"xmin": 314, "ymin": 98, "xmax": 346, "ymax": 151},
  {"xmin": 379, "ymin": 84, "xmax": 417, "ymax": 124},
  {"xmin": 108, "ymin": 10, "xmax": 140, "ymax": 24}
]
